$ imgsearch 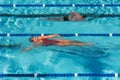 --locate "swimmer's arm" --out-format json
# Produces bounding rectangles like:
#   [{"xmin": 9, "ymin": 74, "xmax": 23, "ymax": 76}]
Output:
[
  {"xmin": 45, "ymin": 17, "xmax": 63, "ymax": 21},
  {"xmin": 70, "ymin": 12, "xmax": 77, "ymax": 14},
  {"xmin": 70, "ymin": 12, "xmax": 80, "ymax": 16},
  {"xmin": 21, "ymin": 44, "xmax": 37, "ymax": 53},
  {"xmin": 39, "ymin": 34, "xmax": 61, "ymax": 39}
]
